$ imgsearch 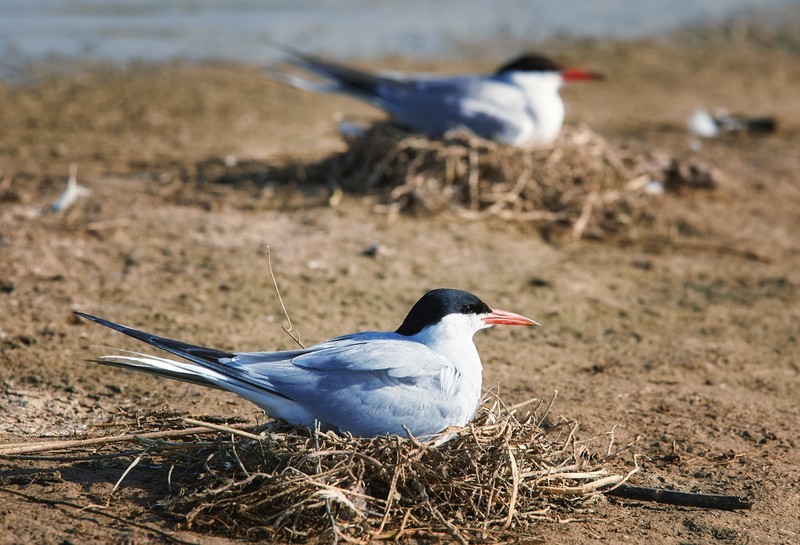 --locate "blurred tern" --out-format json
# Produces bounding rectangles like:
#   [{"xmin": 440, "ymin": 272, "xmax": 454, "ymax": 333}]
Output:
[
  {"xmin": 273, "ymin": 50, "xmax": 603, "ymax": 146},
  {"xmin": 688, "ymin": 107, "xmax": 777, "ymax": 138},
  {"xmin": 46, "ymin": 164, "xmax": 90, "ymax": 214},
  {"xmin": 76, "ymin": 288, "xmax": 538, "ymax": 437}
]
